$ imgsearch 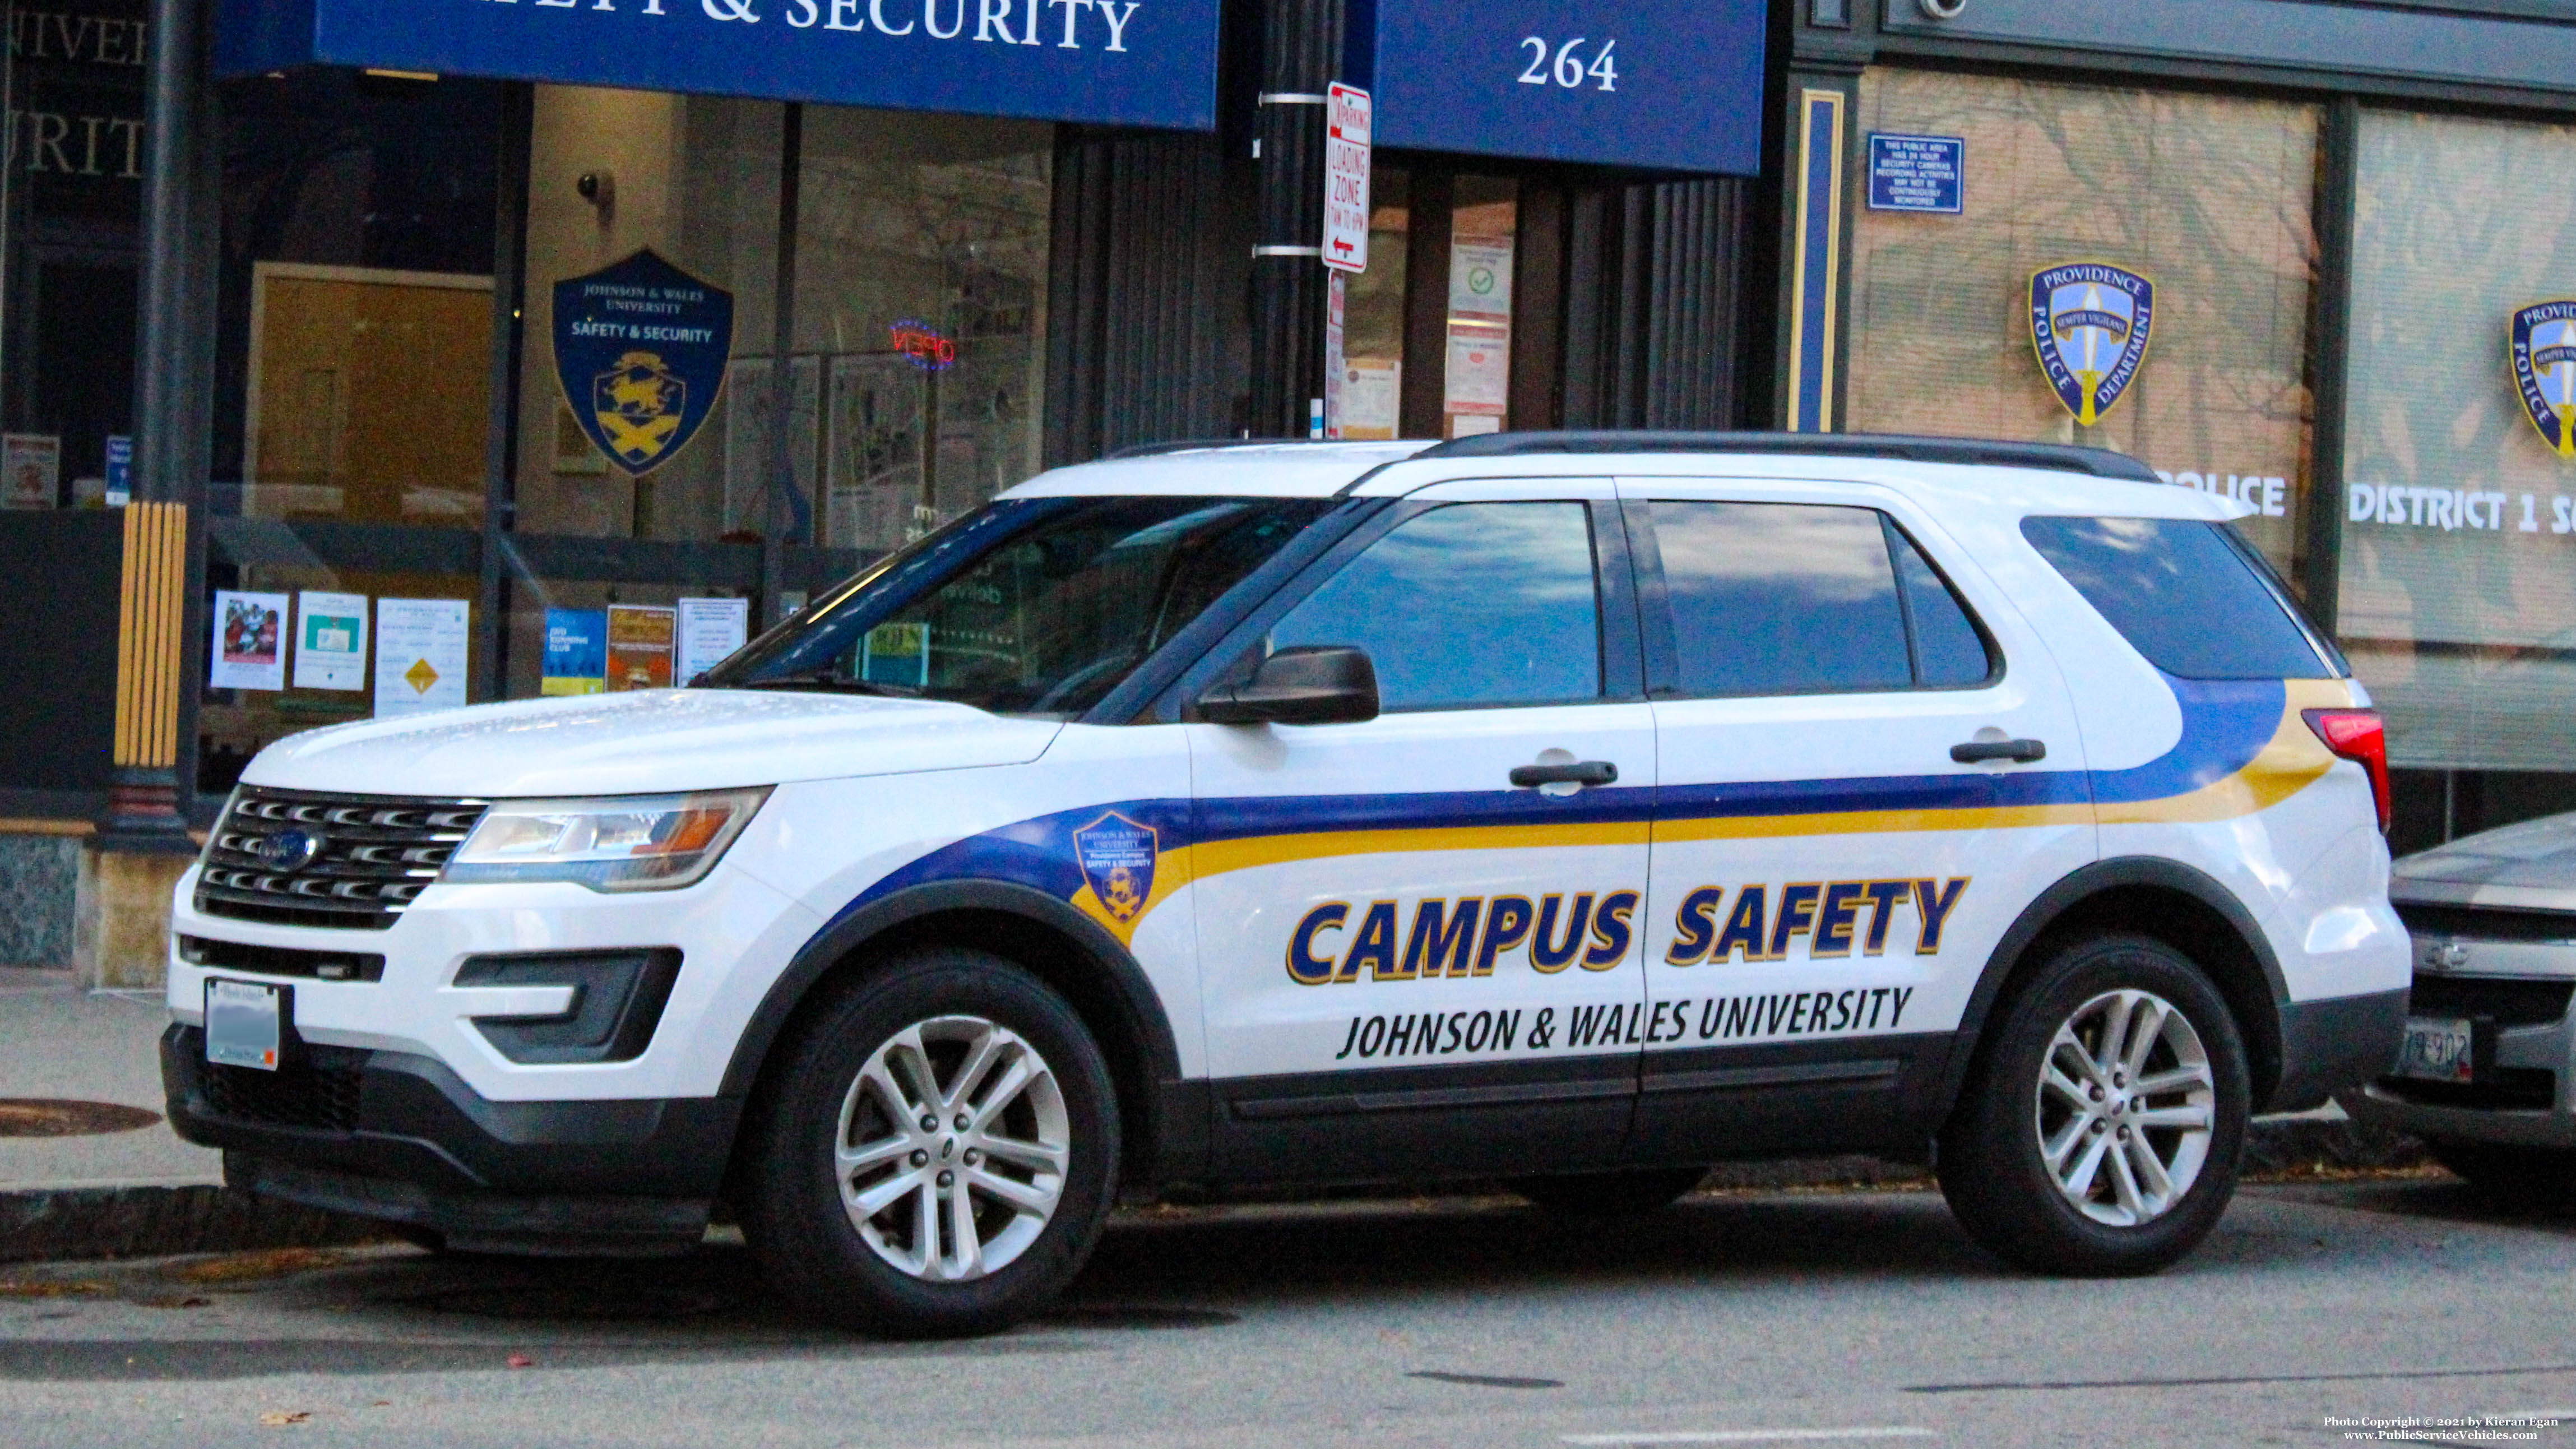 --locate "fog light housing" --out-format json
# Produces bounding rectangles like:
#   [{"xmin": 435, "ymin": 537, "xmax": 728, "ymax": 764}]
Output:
[{"xmin": 454, "ymin": 950, "xmax": 682, "ymax": 1064}]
